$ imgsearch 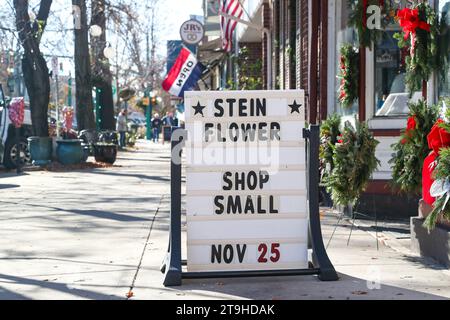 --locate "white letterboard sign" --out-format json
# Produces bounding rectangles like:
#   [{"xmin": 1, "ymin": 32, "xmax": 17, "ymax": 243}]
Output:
[{"xmin": 184, "ymin": 90, "xmax": 308, "ymax": 272}]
